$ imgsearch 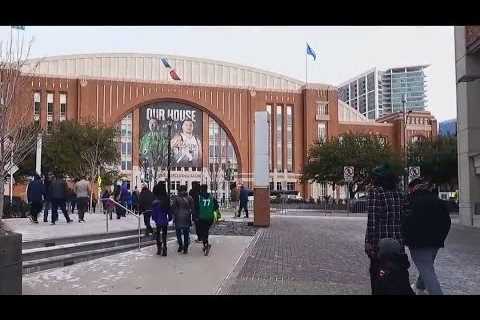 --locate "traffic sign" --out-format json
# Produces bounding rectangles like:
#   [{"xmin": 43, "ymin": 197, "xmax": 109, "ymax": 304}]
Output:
[
  {"xmin": 344, "ymin": 166, "xmax": 354, "ymax": 182},
  {"xmin": 408, "ymin": 166, "xmax": 421, "ymax": 181}
]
